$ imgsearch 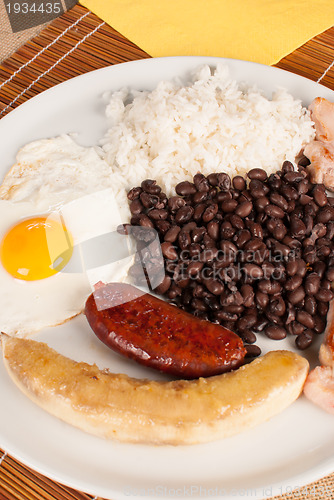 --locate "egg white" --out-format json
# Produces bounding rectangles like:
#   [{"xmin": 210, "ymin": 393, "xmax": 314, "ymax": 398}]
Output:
[
  {"xmin": 0, "ymin": 120, "xmax": 137, "ymax": 340},
  {"xmin": 0, "ymin": 134, "xmax": 130, "ymax": 221}
]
